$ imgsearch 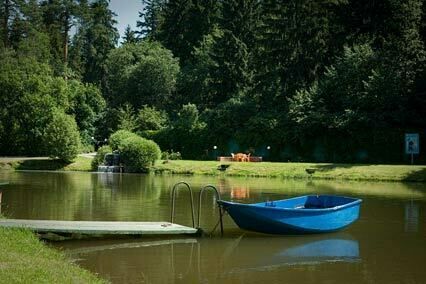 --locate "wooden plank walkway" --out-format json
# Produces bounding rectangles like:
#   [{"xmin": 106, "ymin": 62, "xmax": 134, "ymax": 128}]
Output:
[{"xmin": 0, "ymin": 219, "xmax": 198, "ymax": 235}]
